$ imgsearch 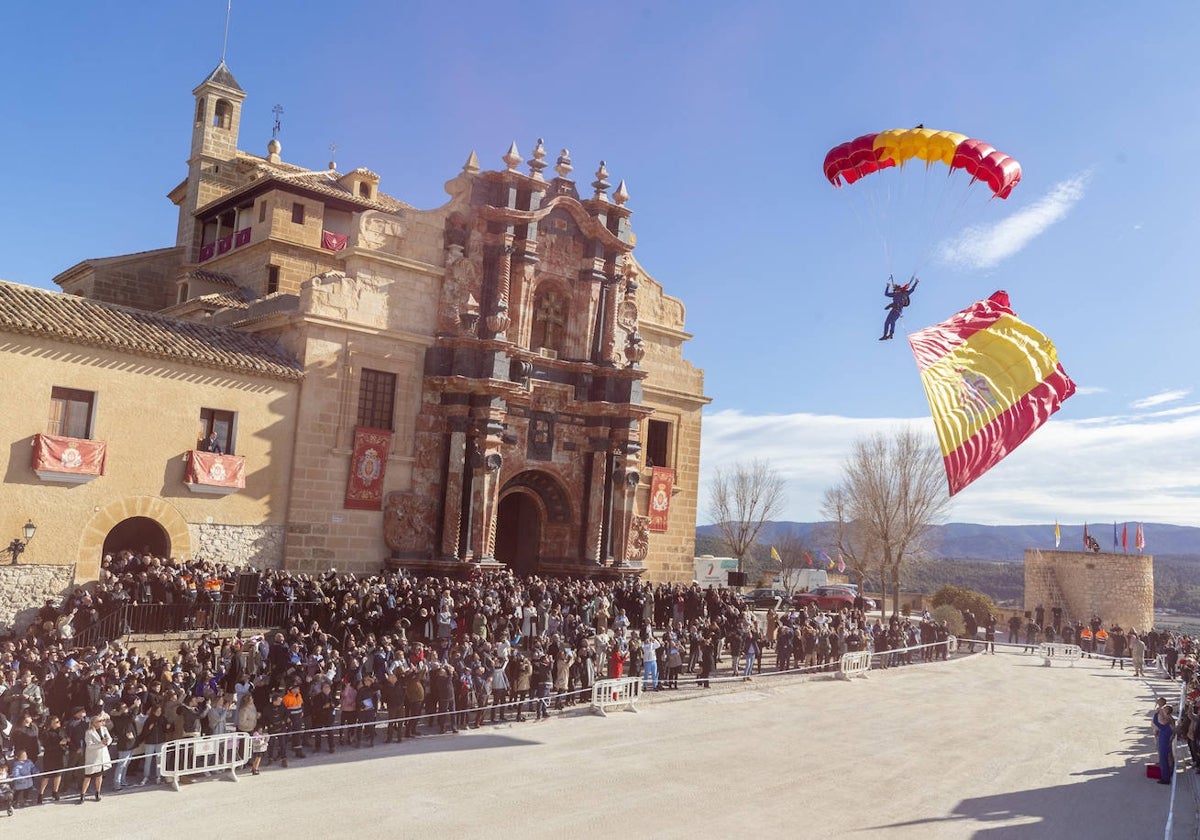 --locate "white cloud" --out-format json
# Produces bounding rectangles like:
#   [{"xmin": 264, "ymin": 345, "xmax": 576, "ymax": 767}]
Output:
[
  {"xmin": 699, "ymin": 403, "xmax": 1200, "ymax": 527},
  {"xmin": 1130, "ymin": 389, "xmax": 1190, "ymax": 410},
  {"xmin": 1073, "ymin": 385, "xmax": 1106, "ymax": 396},
  {"xmin": 937, "ymin": 171, "xmax": 1092, "ymax": 270}
]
